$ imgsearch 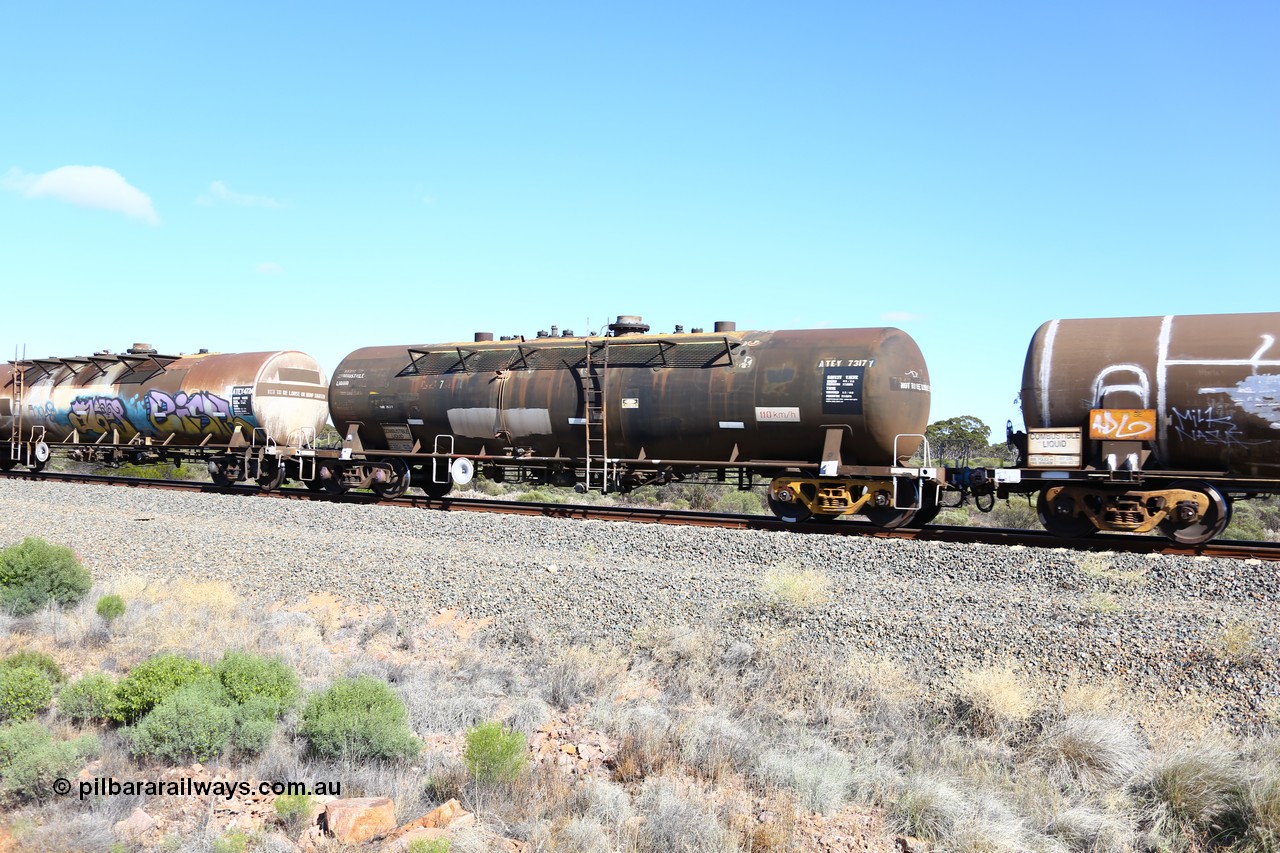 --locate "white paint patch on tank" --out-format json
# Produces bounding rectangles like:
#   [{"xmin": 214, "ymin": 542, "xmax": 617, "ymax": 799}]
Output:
[
  {"xmin": 1231, "ymin": 374, "xmax": 1280, "ymax": 429},
  {"xmin": 448, "ymin": 407, "xmax": 500, "ymax": 438},
  {"xmin": 447, "ymin": 407, "xmax": 554, "ymax": 438},
  {"xmin": 1039, "ymin": 319, "xmax": 1059, "ymax": 426}
]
